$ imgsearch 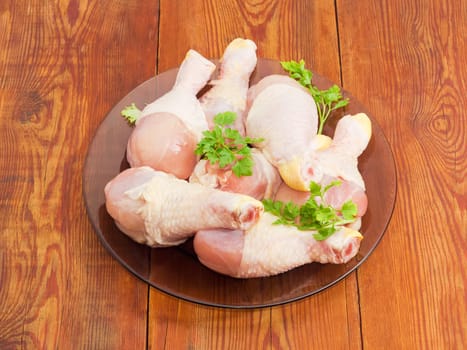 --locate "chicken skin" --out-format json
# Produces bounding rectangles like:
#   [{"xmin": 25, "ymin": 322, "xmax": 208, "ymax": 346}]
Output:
[
  {"xmin": 105, "ymin": 166, "xmax": 263, "ymax": 247},
  {"xmin": 200, "ymin": 38, "xmax": 257, "ymax": 135},
  {"xmin": 194, "ymin": 212, "xmax": 362, "ymax": 278},
  {"xmin": 189, "ymin": 149, "xmax": 281, "ymax": 200},
  {"xmin": 126, "ymin": 50, "xmax": 216, "ymax": 179}
]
